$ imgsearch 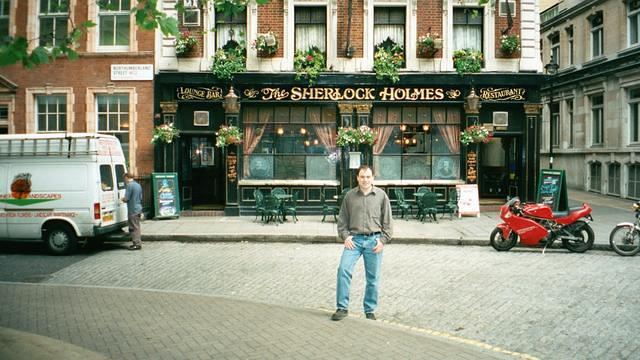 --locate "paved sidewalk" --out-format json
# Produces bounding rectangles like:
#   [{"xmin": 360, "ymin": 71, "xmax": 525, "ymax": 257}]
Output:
[
  {"xmin": 0, "ymin": 282, "xmax": 520, "ymax": 360},
  {"xmin": 141, "ymin": 189, "xmax": 636, "ymax": 250}
]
